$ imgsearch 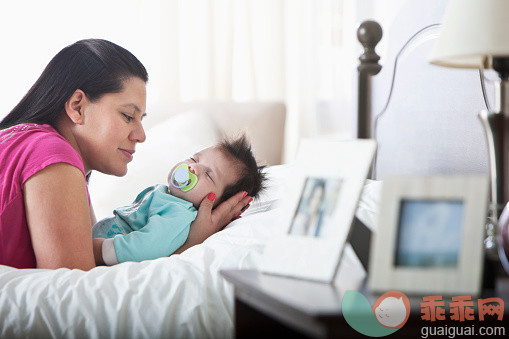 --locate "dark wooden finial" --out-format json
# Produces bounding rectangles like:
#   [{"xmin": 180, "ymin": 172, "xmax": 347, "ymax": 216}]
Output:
[
  {"xmin": 358, "ymin": 20, "xmax": 382, "ymax": 65},
  {"xmin": 357, "ymin": 21, "xmax": 382, "ymax": 141}
]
